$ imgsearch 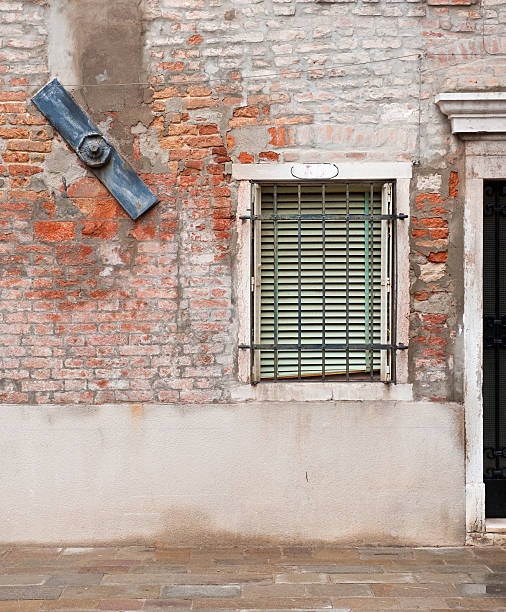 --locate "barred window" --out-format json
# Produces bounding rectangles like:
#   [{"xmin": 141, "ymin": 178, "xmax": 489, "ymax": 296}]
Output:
[{"xmin": 243, "ymin": 181, "xmax": 406, "ymax": 383}]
